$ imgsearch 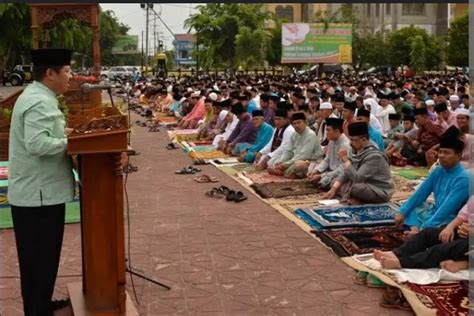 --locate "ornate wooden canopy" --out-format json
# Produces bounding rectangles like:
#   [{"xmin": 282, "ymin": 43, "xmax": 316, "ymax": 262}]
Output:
[{"xmin": 31, "ymin": 3, "xmax": 101, "ymax": 77}]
